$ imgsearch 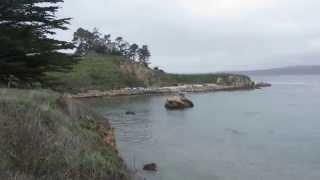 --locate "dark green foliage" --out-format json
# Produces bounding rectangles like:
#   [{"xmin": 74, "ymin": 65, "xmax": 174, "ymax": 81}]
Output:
[
  {"xmin": 137, "ymin": 45, "xmax": 151, "ymax": 67},
  {"xmin": 73, "ymin": 28, "xmax": 111, "ymax": 56},
  {"xmin": 73, "ymin": 27, "xmax": 151, "ymax": 65},
  {"xmin": 0, "ymin": 0, "xmax": 75, "ymax": 87},
  {"xmin": 127, "ymin": 43, "xmax": 139, "ymax": 62}
]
